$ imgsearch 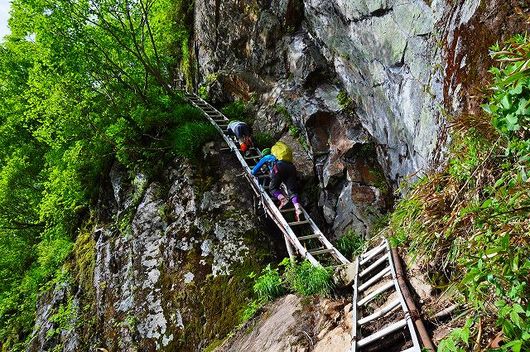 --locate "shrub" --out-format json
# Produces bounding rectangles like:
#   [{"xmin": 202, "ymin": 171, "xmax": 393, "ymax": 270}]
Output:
[
  {"xmin": 283, "ymin": 259, "xmax": 333, "ymax": 296},
  {"xmin": 222, "ymin": 100, "xmax": 251, "ymax": 124},
  {"xmin": 252, "ymin": 264, "xmax": 284, "ymax": 302},
  {"xmin": 171, "ymin": 122, "xmax": 217, "ymax": 159},
  {"xmin": 253, "ymin": 132, "xmax": 275, "ymax": 150},
  {"xmin": 335, "ymin": 230, "xmax": 366, "ymax": 259},
  {"xmin": 483, "ymin": 34, "xmax": 530, "ymax": 146},
  {"xmin": 239, "ymin": 299, "xmax": 262, "ymax": 325},
  {"xmin": 172, "ymin": 104, "xmax": 204, "ymax": 125}
]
